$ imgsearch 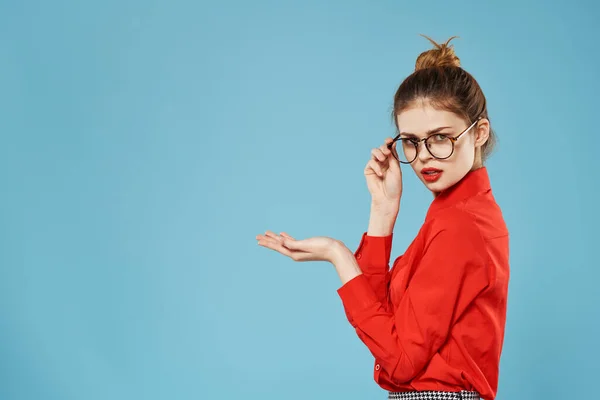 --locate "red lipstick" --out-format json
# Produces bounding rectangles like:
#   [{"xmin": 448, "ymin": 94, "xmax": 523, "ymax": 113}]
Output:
[{"xmin": 421, "ymin": 167, "xmax": 443, "ymax": 182}]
